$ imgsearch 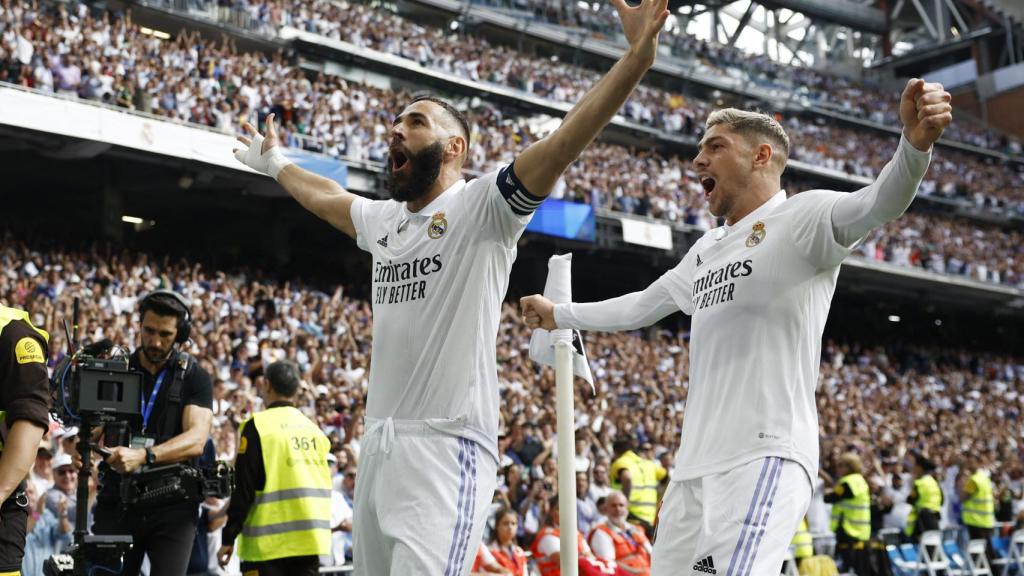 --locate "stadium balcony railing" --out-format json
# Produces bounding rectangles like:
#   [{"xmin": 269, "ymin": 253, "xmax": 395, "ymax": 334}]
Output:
[
  {"xmin": 3, "ymin": 79, "xmax": 1022, "ymax": 298},
  {"xmin": 128, "ymin": 0, "xmax": 1024, "ymax": 164},
  {"xmin": 125, "ymin": 0, "xmax": 1024, "ymax": 227},
  {"xmin": 411, "ymin": 0, "xmax": 1024, "ymax": 160}
]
